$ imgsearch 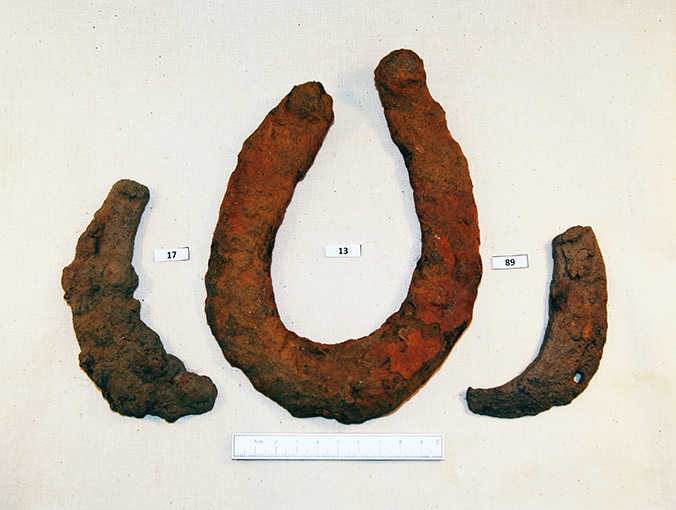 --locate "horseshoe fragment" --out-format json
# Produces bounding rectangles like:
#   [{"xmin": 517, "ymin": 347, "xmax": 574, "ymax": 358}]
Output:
[
  {"xmin": 62, "ymin": 179, "xmax": 217, "ymax": 422},
  {"xmin": 466, "ymin": 225, "xmax": 607, "ymax": 418},
  {"xmin": 205, "ymin": 49, "xmax": 482, "ymax": 424}
]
